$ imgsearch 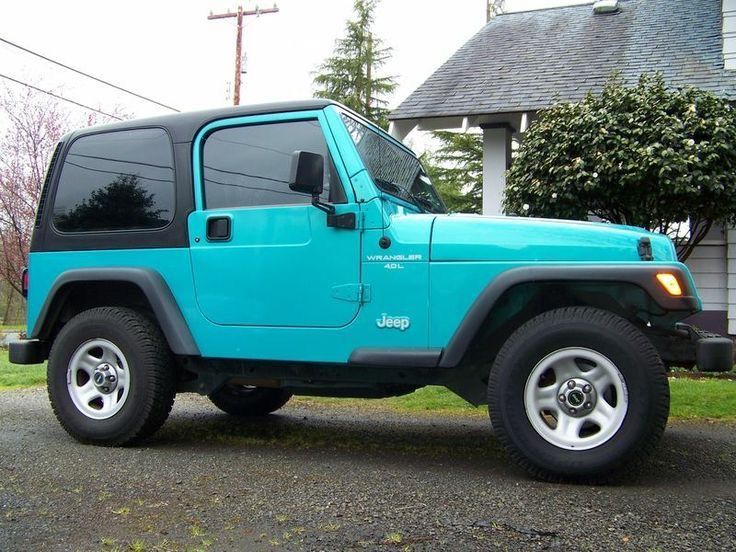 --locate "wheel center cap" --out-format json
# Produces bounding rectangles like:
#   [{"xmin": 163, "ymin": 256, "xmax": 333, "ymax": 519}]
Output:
[
  {"xmin": 93, "ymin": 363, "xmax": 118, "ymax": 394},
  {"xmin": 568, "ymin": 390, "xmax": 584, "ymax": 406},
  {"xmin": 557, "ymin": 377, "xmax": 597, "ymax": 417}
]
